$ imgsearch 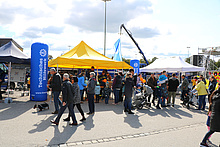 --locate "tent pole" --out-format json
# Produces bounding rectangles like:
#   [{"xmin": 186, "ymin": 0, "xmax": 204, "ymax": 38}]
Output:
[
  {"xmin": 7, "ymin": 62, "xmax": 11, "ymax": 98},
  {"xmin": 57, "ymin": 64, "xmax": 59, "ymax": 72}
]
